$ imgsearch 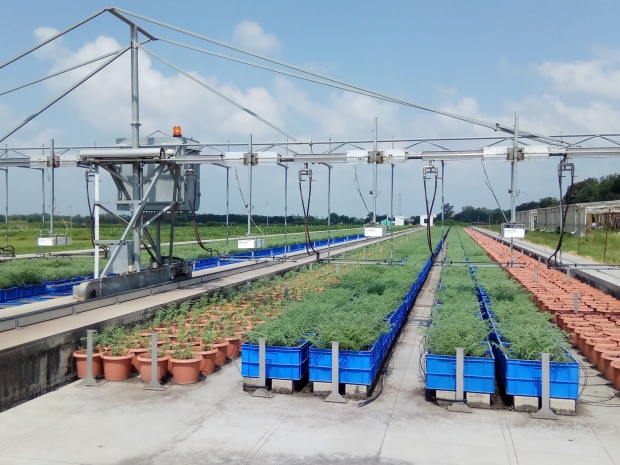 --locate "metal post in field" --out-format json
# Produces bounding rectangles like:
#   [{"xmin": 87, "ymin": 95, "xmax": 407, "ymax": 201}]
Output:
[
  {"xmin": 325, "ymin": 341, "xmax": 346, "ymax": 403},
  {"xmin": 145, "ymin": 333, "xmax": 164, "ymax": 391},
  {"xmin": 574, "ymin": 292, "xmax": 579, "ymax": 314},
  {"xmin": 252, "ymin": 338, "xmax": 273, "ymax": 398},
  {"xmin": 80, "ymin": 329, "xmax": 98, "ymax": 387},
  {"xmin": 448, "ymin": 348, "xmax": 471, "ymax": 412},
  {"xmin": 532, "ymin": 353, "xmax": 558, "ymax": 420}
]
